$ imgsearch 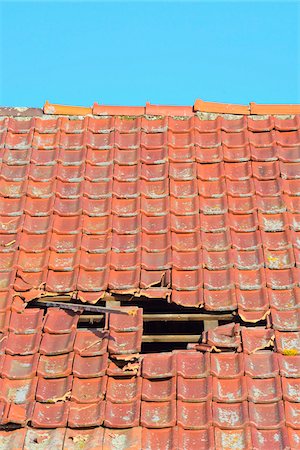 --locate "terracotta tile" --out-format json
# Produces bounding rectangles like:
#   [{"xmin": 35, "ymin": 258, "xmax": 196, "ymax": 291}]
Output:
[
  {"xmin": 111, "ymin": 250, "xmax": 140, "ymax": 270},
  {"xmin": 72, "ymin": 353, "xmax": 108, "ymax": 378},
  {"xmin": 0, "ymin": 377, "xmax": 37, "ymax": 403},
  {"xmin": 244, "ymin": 351, "xmax": 279, "ymax": 378},
  {"xmin": 68, "ymin": 401, "xmax": 104, "ymax": 428},
  {"xmin": 0, "ymin": 429, "xmax": 26, "ymax": 450},
  {"xmin": 19, "ymin": 232, "xmax": 50, "ymax": 252},
  {"xmin": 52, "ymin": 214, "xmax": 81, "ymax": 234},
  {"xmin": 5, "ymin": 402, "xmax": 33, "ymax": 424},
  {"xmin": 247, "ymin": 376, "xmax": 282, "ymax": 403},
  {"xmin": 269, "ymin": 287, "xmax": 300, "ymax": 310},
  {"xmin": 108, "ymin": 269, "xmax": 140, "ymax": 290},
  {"xmin": 103, "ymin": 427, "xmax": 142, "ymax": 450},
  {"xmin": 82, "ymin": 215, "xmax": 112, "ymax": 235},
  {"xmin": 214, "ymin": 427, "xmax": 252, "ymax": 450},
  {"xmin": 177, "ymin": 401, "xmax": 212, "ymax": 429},
  {"xmin": 77, "ymin": 268, "xmax": 109, "ymax": 291},
  {"xmin": 205, "ymin": 323, "xmax": 241, "ymax": 350},
  {"xmin": 236, "ymin": 268, "xmax": 266, "ymax": 290},
  {"xmin": 31, "ymin": 402, "xmax": 69, "ymax": 428},
  {"xmin": 178, "ymin": 376, "xmax": 212, "ymax": 402},
  {"xmin": 36, "ymin": 376, "xmax": 72, "ymax": 403},
  {"xmin": 203, "ymin": 268, "xmax": 234, "ymax": 290},
  {"xmin": 201, "ymin": 230, "xmax": 231, "ymax": 251},
  {"xmin": 17, "ymin": 250, "xmax": 49, "ymax": 272},
  {"xmin": 236, "ymin": 288, "xmax": 269, "ymax": 311},
  {"xmin": 275, "ymin": 330, "xmax": 300, "ymax": 354},
  {"xmin": 40, "ymin": 330, "xmax": 76, "ymax": 355},
  {"xmin": 213, "ymin": 377, "xmax": 247, "ymax": 402},
  {"xmin": 272, "ymin": 309, "xmax": 300, "ymax": 331},
  {"xmin": 74, "ymin": 330, "xmax": 108, "ymax": 356},
  {"xmin": 259, "ymin": 213, "xmax": 288, "ymax": 232},
  {"xmin": 104, "ymin": 400, "xmax": 140, "ymax": 428},
  {"xmin": 43, "ymin": 308, "xmax": 79, "ymax": 334},
  {"xmin": 233, "ymin": 248, "xmax": 264, "ymax": 270},
  {"xmin": 172, "ymin": 269, "xmax": 202, "ymax": 290},
  {"xmin": 37, "ymin": 353, "xmax": 74, "ymax": 378},
  {"xmin": 142, "ymin": 427, "xmax": 178, "ymax": 450},
  {"xmin": 46, "ymin": 269, "xmax": 78, "ymax": 292},
  {"xmin": 278, "ymin": 354, "xmax": 300, "ymax": 378},
  {"xmin": 24, "ymin": 428, "xmax": 66, "ymax": 450},
  {"xmin": 141, "ymin": 215, "xmax": 168, "ymax": 234},
  {"xmin": 5, "ymin": 331, "xmax": 41, "ymax": 355},
  {"xmin": 50, "ymin": 233, "xmax": 80, "ymax": 254},
  {"xmin": 178, "ymin": 428, "xmax": 215, "ymax": 450},
  {"xmin": 204, "ymin": 288, "xmax": 237, "ymax": 311},
  {"xmin": 282, "ymin": 377, "xmax": 300, "ymax": 402},
  {"xmin": 213, "ymin": 401, "xmax": 249, "ymax": 428},
  {"xmin": 107, "ymin": 376, "xmax": 142, "ymax": 403},
  {"xmin": 0, "ymin": 250, "xmax": 18, "ymax": 273},
  {"xmin": 242, "ymin": 327, "xmax": 275, "ymax": 353},
  {"xmin": 142, "ymin": 377, "xmax": 176, "ymax": 402},
  {"xmin": 210, "ymin": 353, "xmax": 244, "ymax": 378},
  {"xmin": 142, "ymin": 353, "xmax": 176, "ymax": 378},
  {"xmin": 108, "ymin": 329, "xmax": 142, "ymax": 355},
  {"xmin": 249, "ymin": 401, "xmax": 285, "ymax": 429},
  {"xmin": 141, "ymin": 400, "xmax": 176, "ymax": 428},
  {"xmin": 250, "ymin": 426, "xmax": 289, "ymax": 450},
  {"xmin": 1, "ymin": 354, "xmax": 38, "ymax": 379},
  {"xmin": 71, "ymin": 376, "xmax": 107, "ymax": 403},
  {"xmin": 176, "ymin": 351, "xmax": 210, "ymax": 378},
  {"xmin": 64, "ymin": 427, "xmax": 104, "ymax": 450}
]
